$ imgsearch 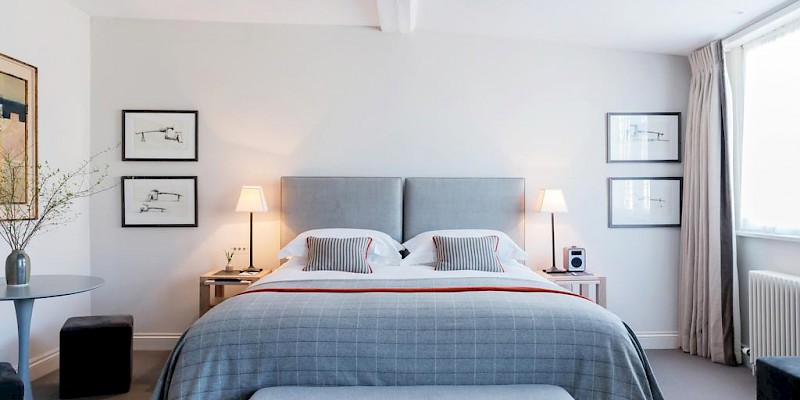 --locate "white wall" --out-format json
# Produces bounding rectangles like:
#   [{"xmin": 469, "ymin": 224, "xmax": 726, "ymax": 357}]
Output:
[
  {"xmin": 89, "ymin": 18, "xmax": 689, "ymax": 348},
  {"xmin": 737, "ymin": 236, "xmax": 800, "ymax": 350},
  {"xmin": 0, "ymin": 0, "xmax": 92, "ymax": 375}
]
